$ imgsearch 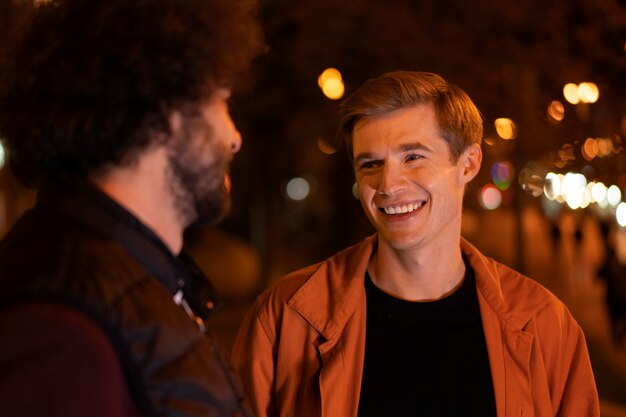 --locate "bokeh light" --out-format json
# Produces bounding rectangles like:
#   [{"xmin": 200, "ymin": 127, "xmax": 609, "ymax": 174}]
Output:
[
  {"xmin": 578, "ymin": 82, "xmax": 599, "ymax": 104},
  {"xmin": 479, "ymin": 184, "xmax": 502, "ymax": 210},
  {"xmin": 317, "ymin": 137, "xmax": 337, "ymax": 155},
  {"xmin": 591, "ymin": 182, "xmax": 607, "ymax": 204},
  {"xmin": 518, "ymin": 163, "xmax": 545, "ymax": 197},
  {"xmin": 285, "ymin": 177, "xmax": 310, "ymax": 201},
  {"xmin": 318, "ymin": 68, "xmax": 345, "ymax": 100},
  {"xmin": 607, "ymin": 185, "xmax": 622, "ymax": 207},
  {"xmin": 317, "ymin": 68, "xmax": 341, "ymax": 88},
  {"xmin": 597, "ymin": 138, "xmax": 613, "ymax": 156},
  {"xmin": 484, "ymin": 137, "xmax": 497, "ymax": 146},
  {"xmin": 494, "ymin": 118, "xmax": 517, "ymax": 140},
  {"xmin": 563, "ymin": 83, "xmax": 580, "ymax": 104},
  {"xmin": 565, "ymin": 188, "xmax": 584, "ymax": 210},
  {"xmin": 617, "ymin": 202, "xmax": 626, "ymax": 227},
  {"xmin": 322, "ymin": 78, "xmax": 345, "ymax": 100},
  {"xmin": 582, "ymin": 137, "xmax": 598, "ymax": 160},
  {"xmin": 562, "ymin": 172, "xmax": 587, "ymax": 194},
  {"xmin": 490, "ymin": 161, "xmax": 514, "ymax": 190},
  {"xmin": 558, "ymin": 144, "xmax": 576, "ymax": 165},
  {"xmin": 544, "ymin": 172, "xmax": 562, "ymax": 201},
  {"xmin": 547, "ymin": 100, "xmax": 565, "ymax": 122},
  {"xmin": 0, "ymin": 141, "xmax": 5, "ymax": 170},
  {"xmin": 563, "ymin": 82, "xmax": 599, "ymax": 105}
]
